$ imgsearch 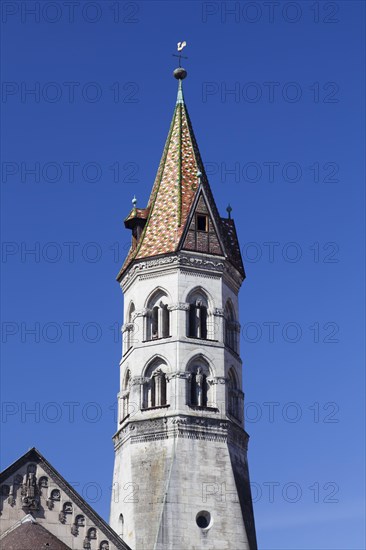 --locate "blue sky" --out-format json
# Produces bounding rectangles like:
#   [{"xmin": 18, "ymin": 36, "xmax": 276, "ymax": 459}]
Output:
[{"xmin": 1, "ymin": 1, "xmax": 365, "ymax": 548}]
